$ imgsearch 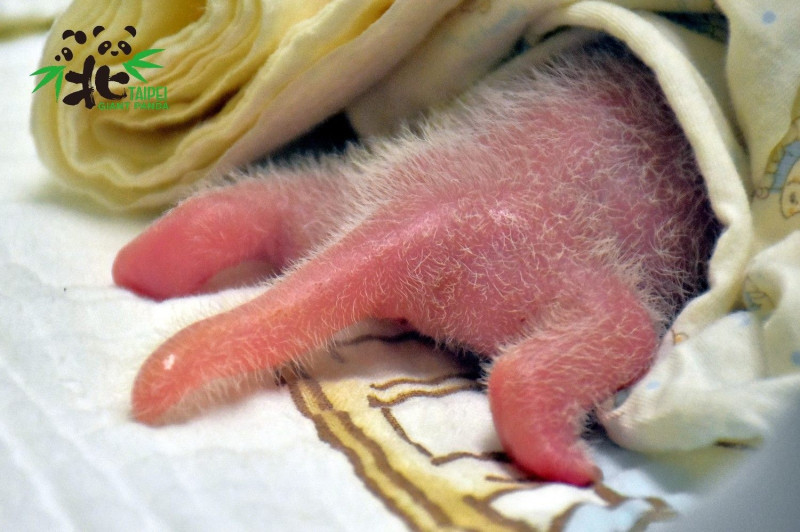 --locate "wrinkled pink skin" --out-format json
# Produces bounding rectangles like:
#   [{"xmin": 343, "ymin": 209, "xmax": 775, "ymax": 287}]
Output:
[{"xmin": 114, "ymin": 42, "xmax": 711, "ymax": 486}]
